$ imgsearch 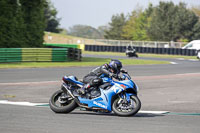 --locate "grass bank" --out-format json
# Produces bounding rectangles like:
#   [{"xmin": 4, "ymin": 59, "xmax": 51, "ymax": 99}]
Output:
[{"xmin": 0, "ymin": 57, "xmax": 169, "ymax": 69}]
